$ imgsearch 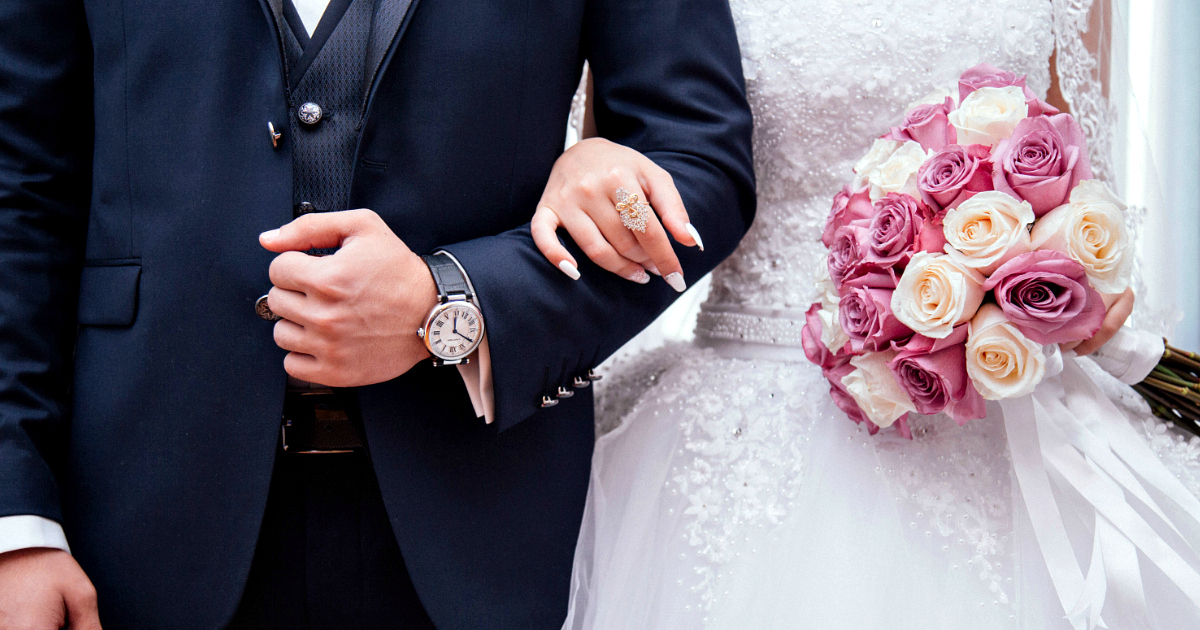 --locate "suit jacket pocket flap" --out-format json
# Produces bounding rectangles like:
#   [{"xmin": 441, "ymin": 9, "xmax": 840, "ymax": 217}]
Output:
[{"xmin": 78, "ymin": 264, "xmax": 141, "ymax": 327}]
